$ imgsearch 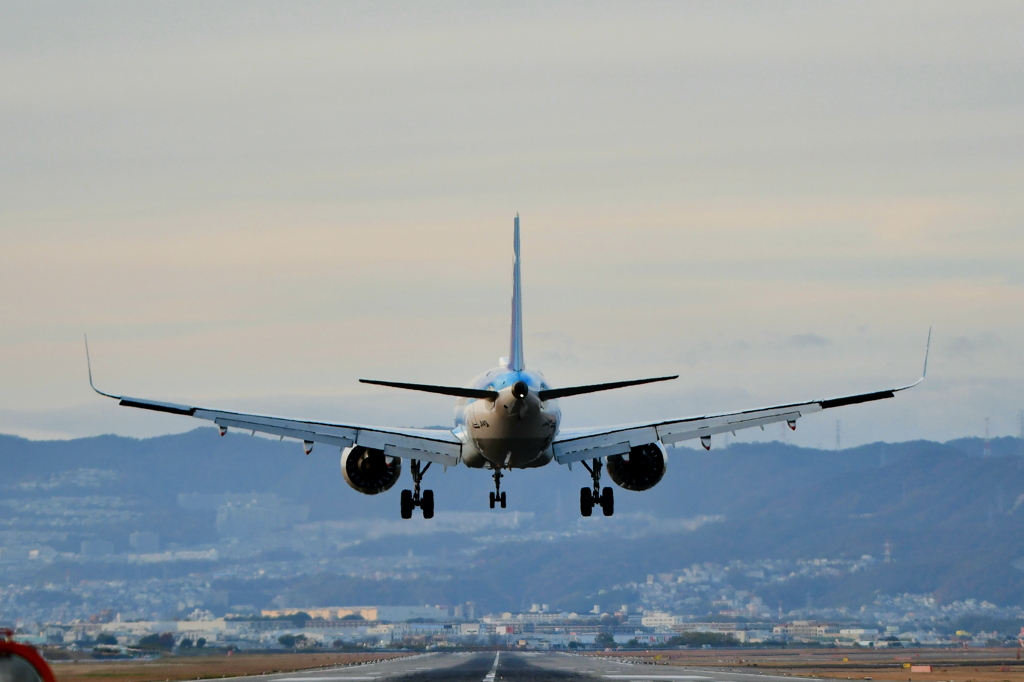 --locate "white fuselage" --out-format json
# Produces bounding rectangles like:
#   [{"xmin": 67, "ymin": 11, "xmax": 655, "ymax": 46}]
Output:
[{"xmin": 454, "ymin": 367, "xmax": 561, "ymax": 469}]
